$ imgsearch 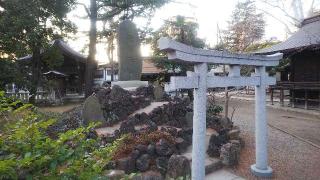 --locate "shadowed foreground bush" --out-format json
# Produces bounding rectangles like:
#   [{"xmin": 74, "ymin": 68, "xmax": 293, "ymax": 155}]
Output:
[{"xmin": 0, "ymin": 92, "xmax": 123, "ymax": 179}]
